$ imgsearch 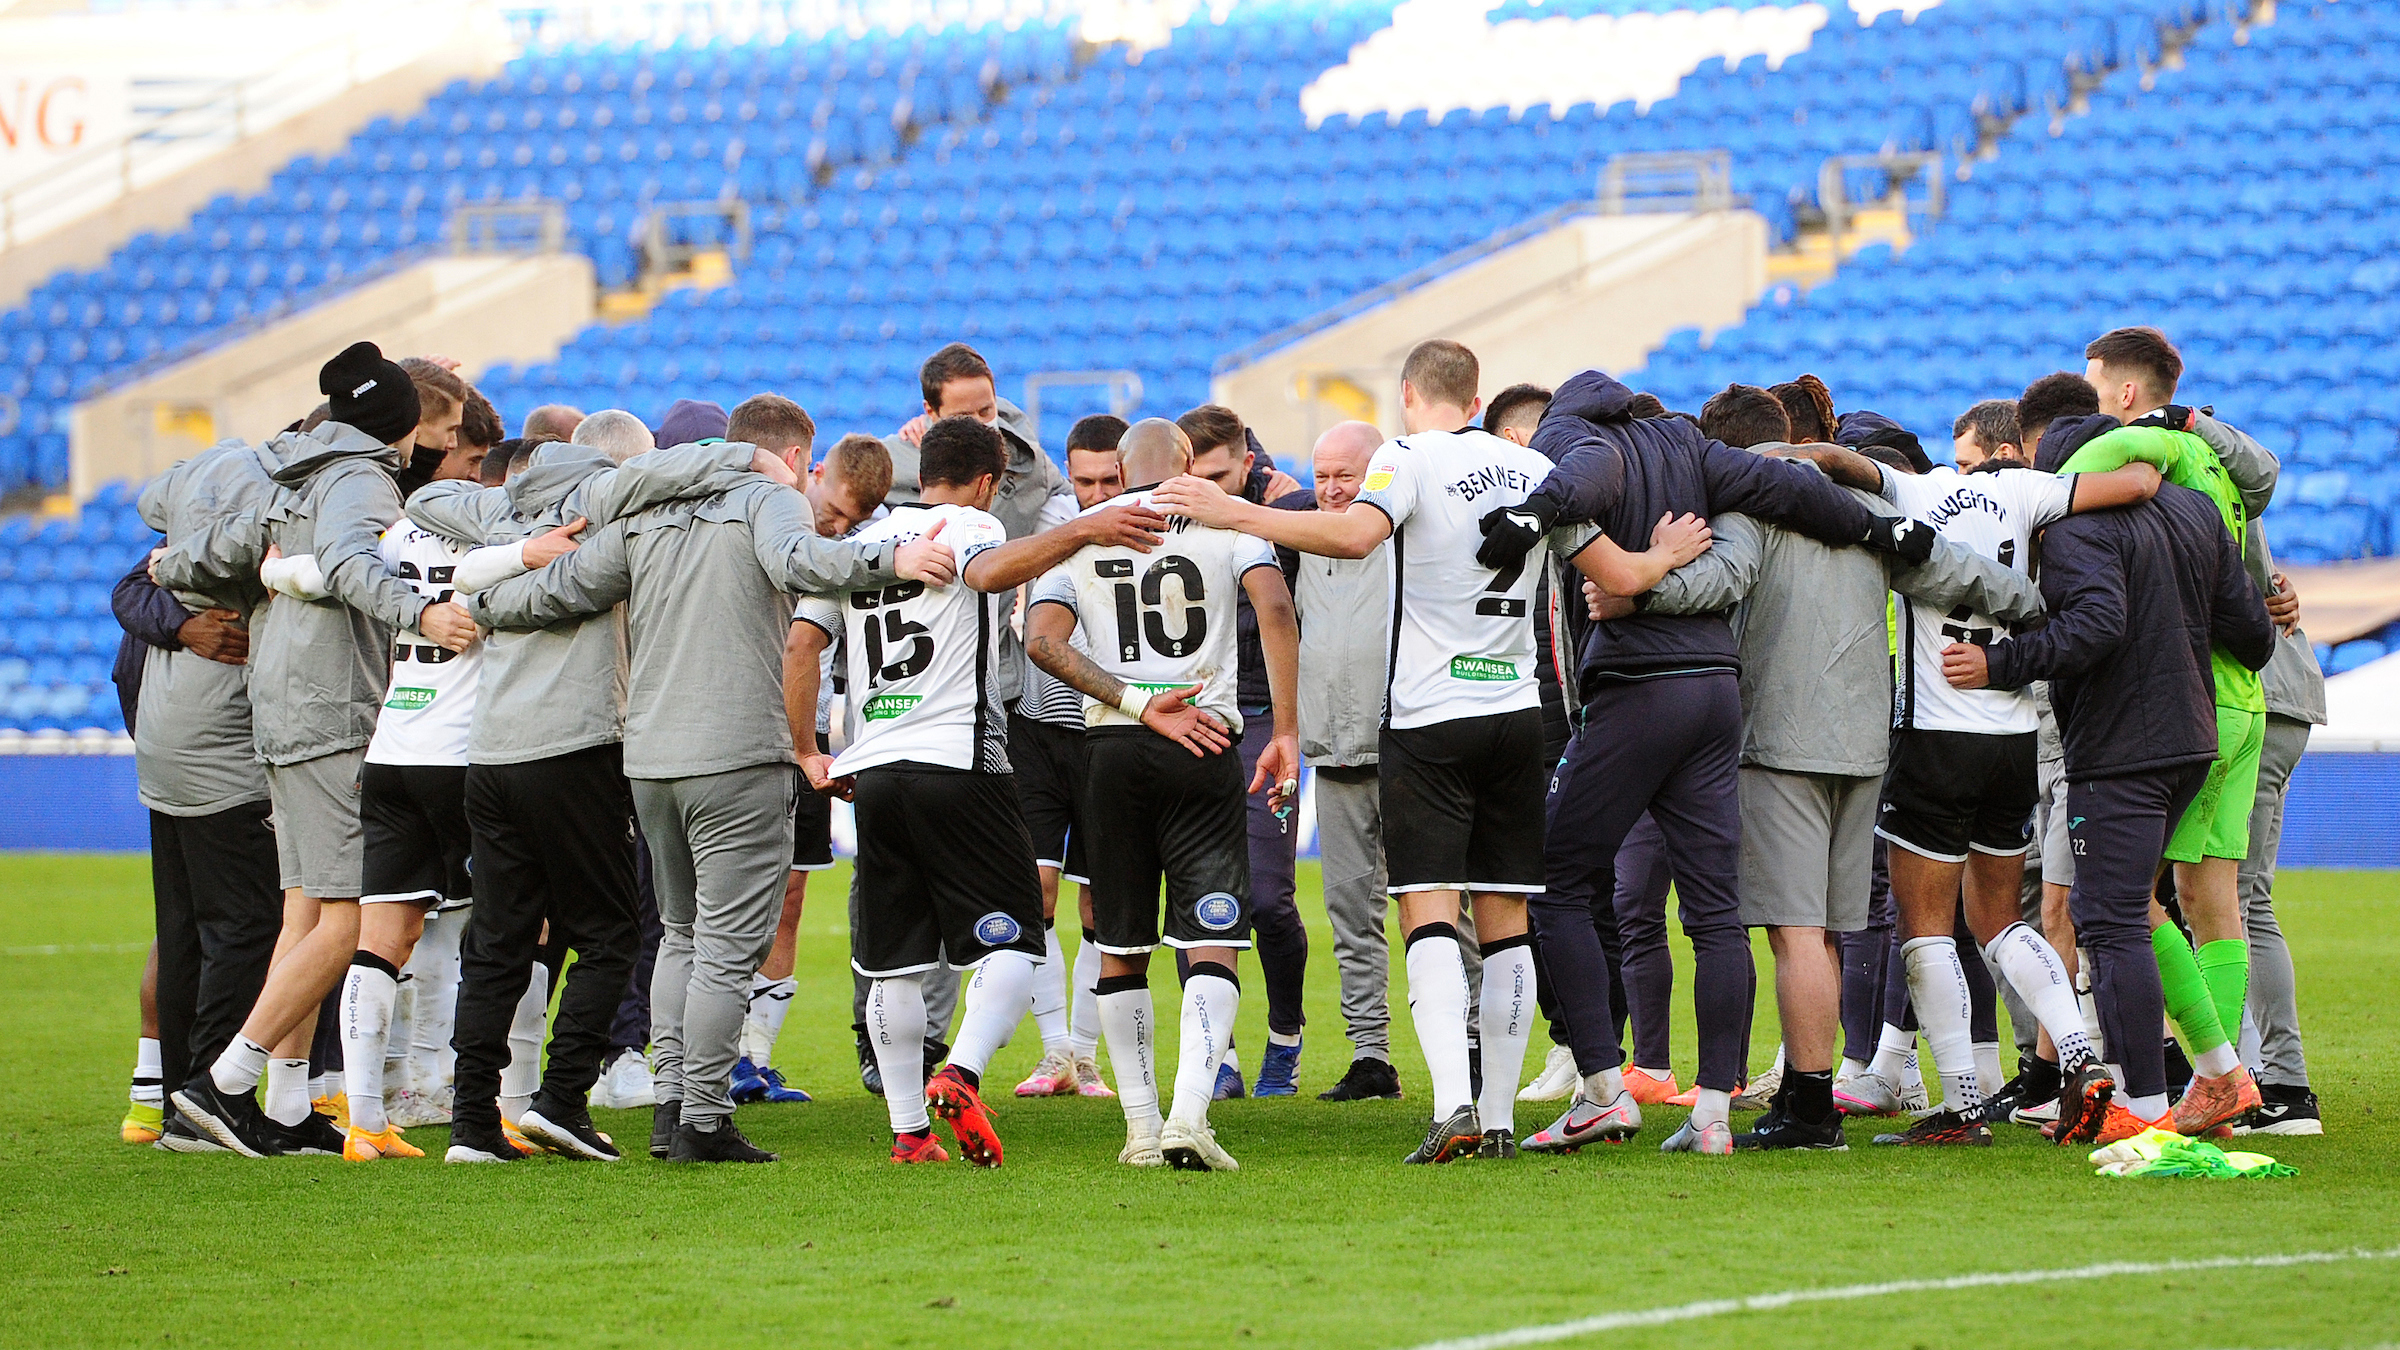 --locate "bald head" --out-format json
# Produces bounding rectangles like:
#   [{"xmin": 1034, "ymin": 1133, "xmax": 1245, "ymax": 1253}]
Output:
[
  {"xmin": 1312, "ymin": 420, "xmax": 1384, "ymax": 512},
  {"xmin": 521, "ymin": 404, "xmax": 585, "ymax": 440},
  {"xmin": 1120, "ymin": 418, "xmax": 1193, "ymax": 489},
  {"xmin": 571, "ymin": 409, "xmax": 653, "ymax": 465}
]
